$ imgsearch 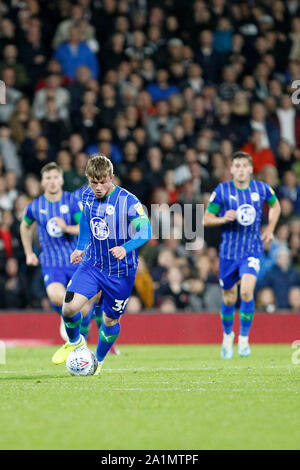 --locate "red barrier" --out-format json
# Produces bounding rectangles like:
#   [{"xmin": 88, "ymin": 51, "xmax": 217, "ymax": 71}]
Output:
[{"xmin": 0, "ymin": 311, "xmax": 299, "ymax": 344}]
